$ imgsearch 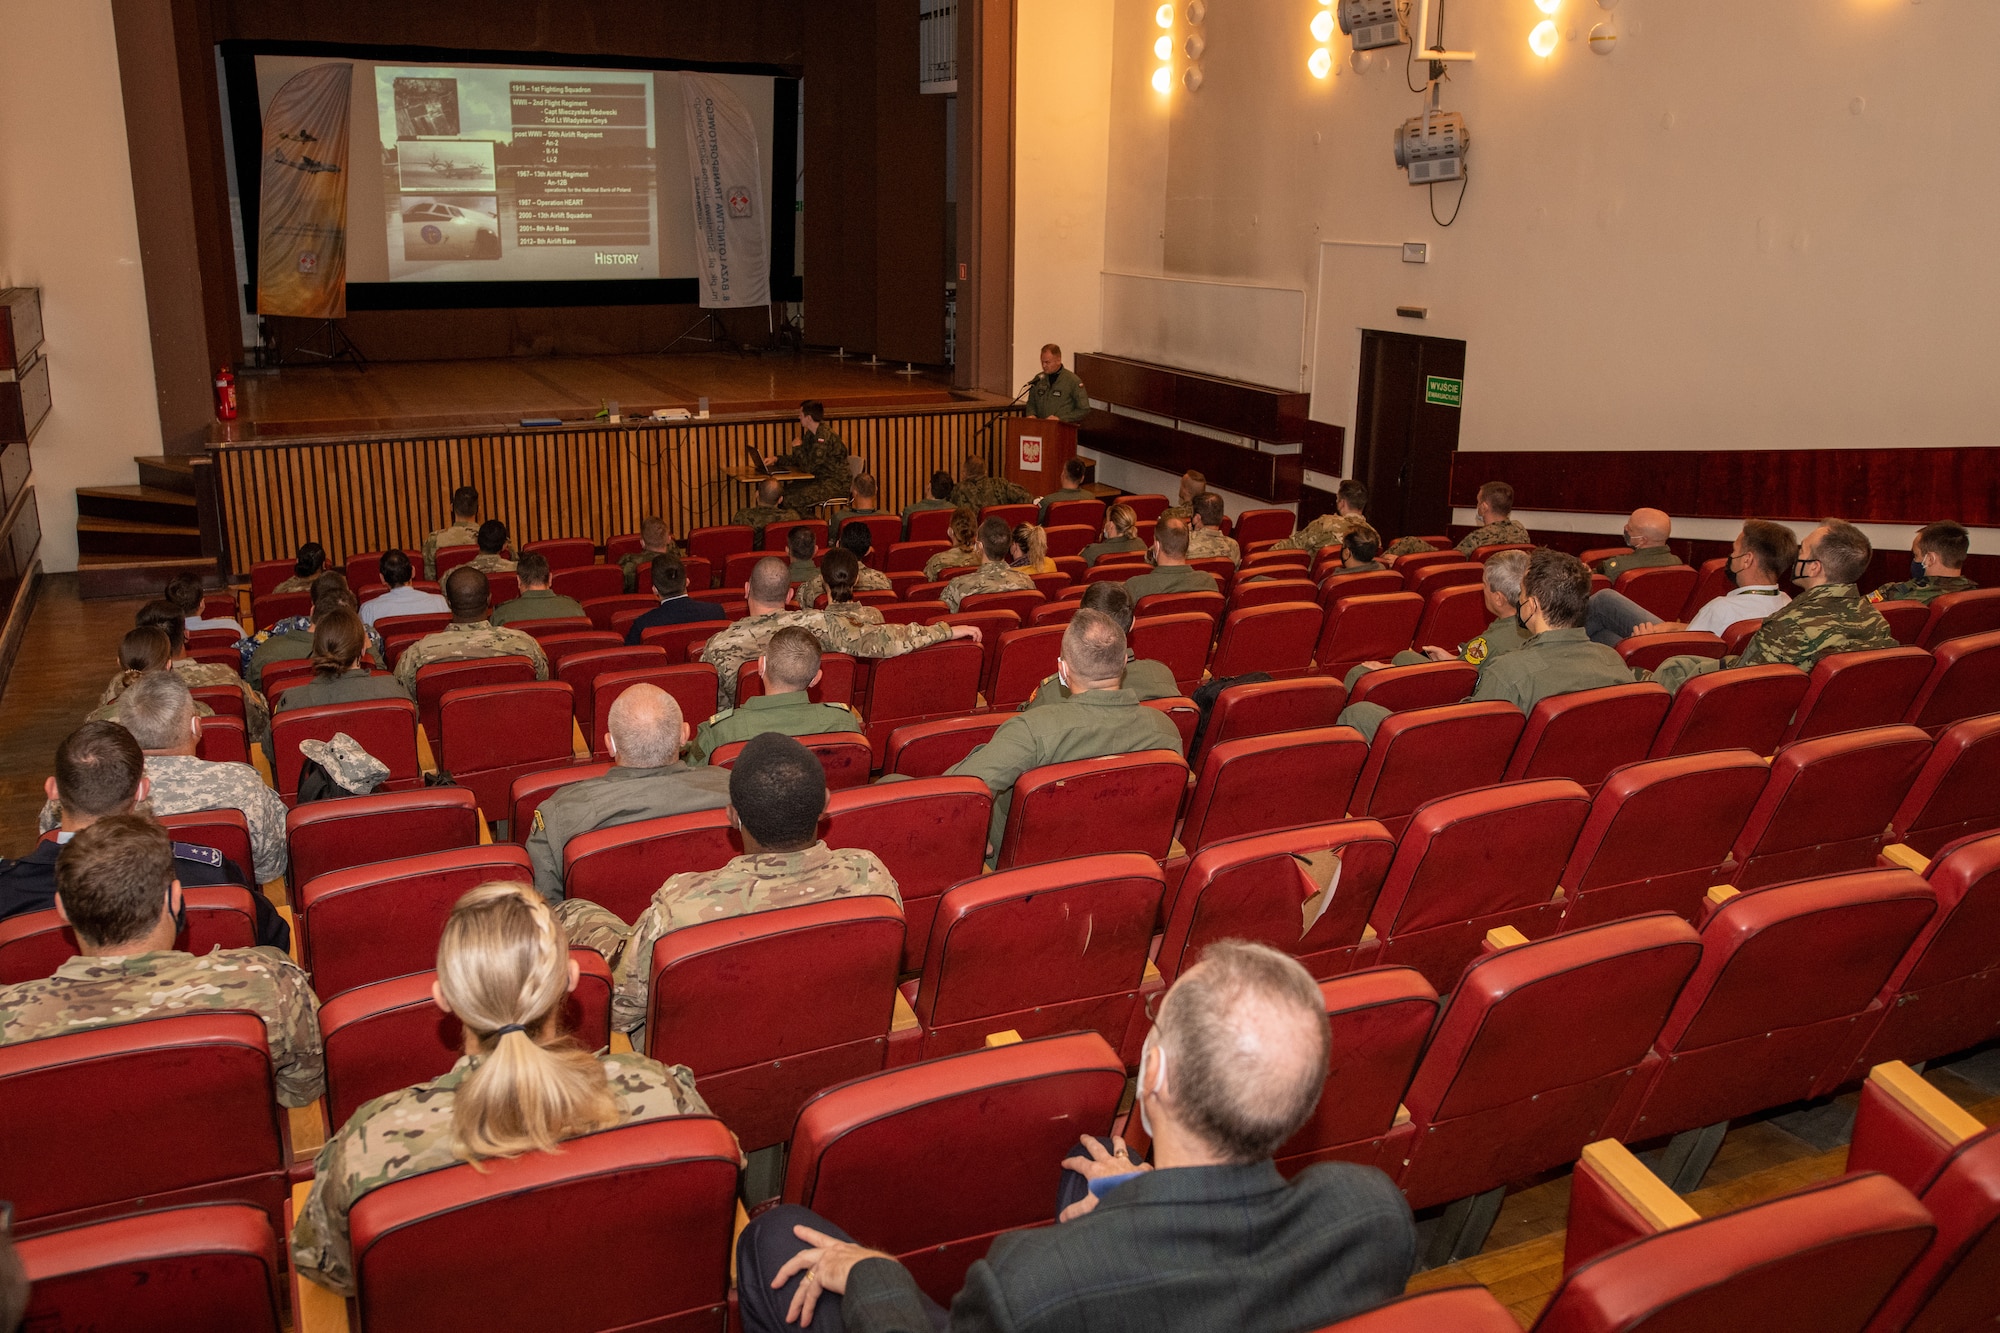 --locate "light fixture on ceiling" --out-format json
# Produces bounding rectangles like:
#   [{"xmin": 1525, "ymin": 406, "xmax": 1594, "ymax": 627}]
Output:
[
  {"xmin": 1155, "ymin": 3, "xmax": 1174, "ymax": 27},
  {"xmin": 1309, "ymin": 46, "xmax": 1334, "ymax": 78},
  {"xmin": 1155, "ymin": 35, "xmax": 1173, "ymax": 59},
  {"xmin": 1529, "ymin": 19, "xmax": 1559, "ymax": 56},
  {"xmin": 1337, "ymin": 0, "xmax": 1404, "ymax": 52},
  {"xmin": 1152, "ymin": 64, "xmax": 1172, "ymax": 93},
  {"xmin": 1394, "ymin": 106, "xmax": 1468, "ymax": 184}
]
